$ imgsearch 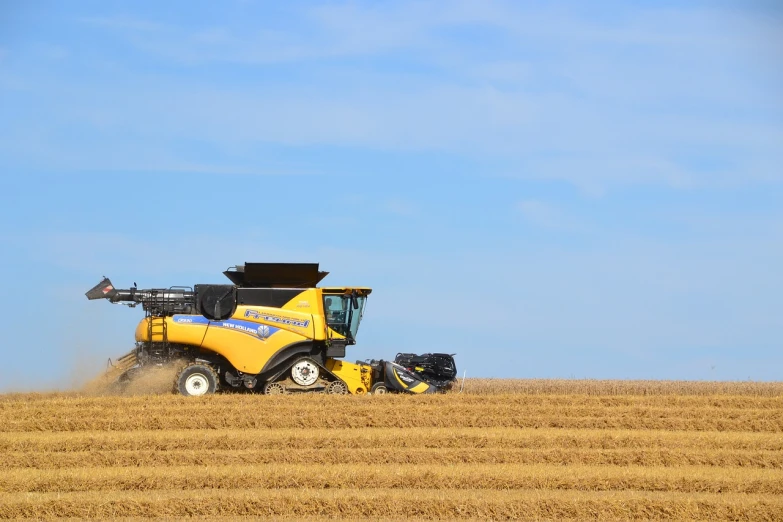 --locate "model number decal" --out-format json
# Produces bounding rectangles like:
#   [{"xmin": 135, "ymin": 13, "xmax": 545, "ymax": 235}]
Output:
[{"xmin": 244, "ymin": 309, "xmax": 311, "ymax": 328}]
